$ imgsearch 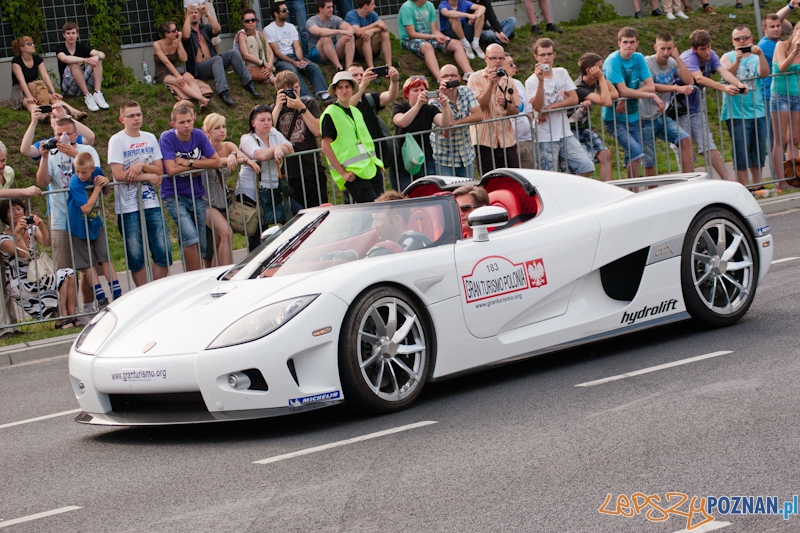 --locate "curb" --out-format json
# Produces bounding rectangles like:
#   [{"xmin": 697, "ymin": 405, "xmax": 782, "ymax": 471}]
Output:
[
  {"xmin": 0, "ymin": 333, "xmax": 79, "ymax": 367},
  {"xmin": 759, "ymin": 193, "xmax": 800, "ymax": 216}
]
